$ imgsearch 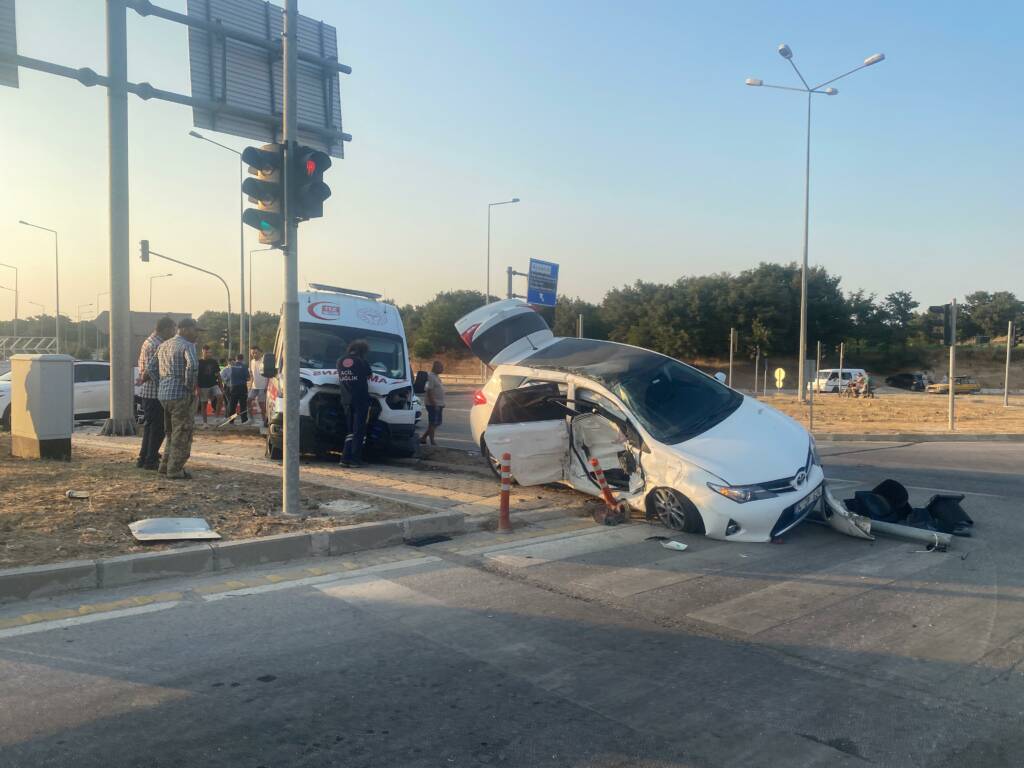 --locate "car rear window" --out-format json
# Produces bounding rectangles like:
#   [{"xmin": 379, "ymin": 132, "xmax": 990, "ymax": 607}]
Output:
[{"xmin": 470, "ymin": 312, "xmax": 549, "ymax": 363}]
